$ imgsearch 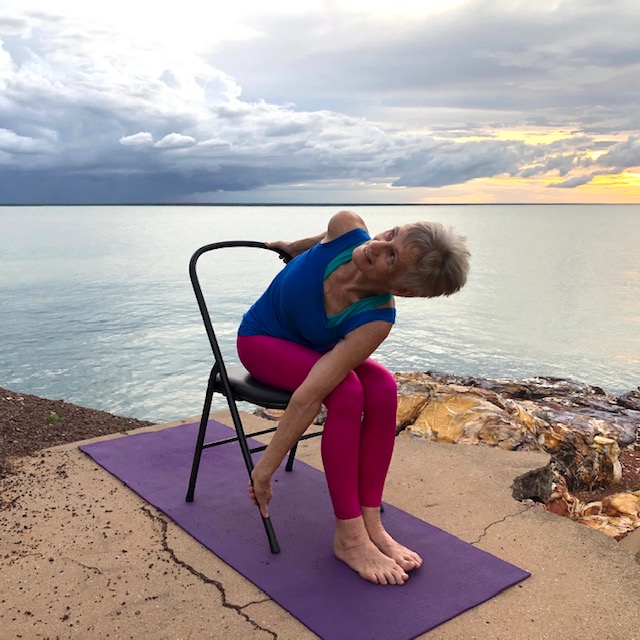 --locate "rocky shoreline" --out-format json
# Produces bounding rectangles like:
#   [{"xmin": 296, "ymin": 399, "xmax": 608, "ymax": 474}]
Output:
[{"xmin": 2, "ymin": 376, "xmax": 639, "ymax": 540}]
